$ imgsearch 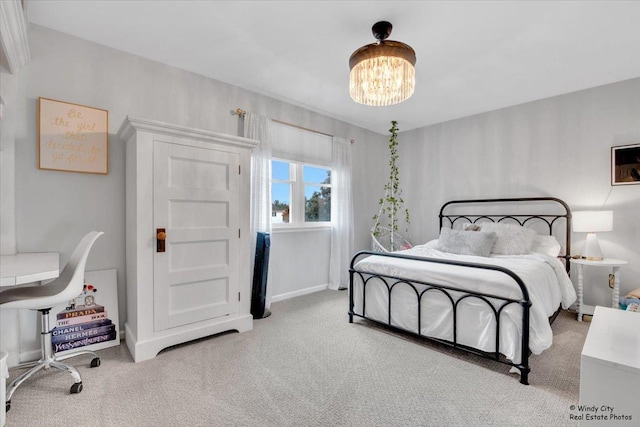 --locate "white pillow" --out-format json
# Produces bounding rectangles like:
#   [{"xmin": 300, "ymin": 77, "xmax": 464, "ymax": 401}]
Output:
[
  {"xmin": 478, "ymin": 222, "xmax": 536, "ymax": 255},
  {"xmin": 424, "ymin": 239, "xmax": 439, "ymax": 248},
  {"xmin": 462, "ymin": 223, "xmax": 481, "ymax": 231},
  {"xmin": 530, "ymin": 234, "xmax": 562, "ymax": 257},
  {"xmin": 436, "ymin": 227, "xmax": 497, "ymax": 257}
]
